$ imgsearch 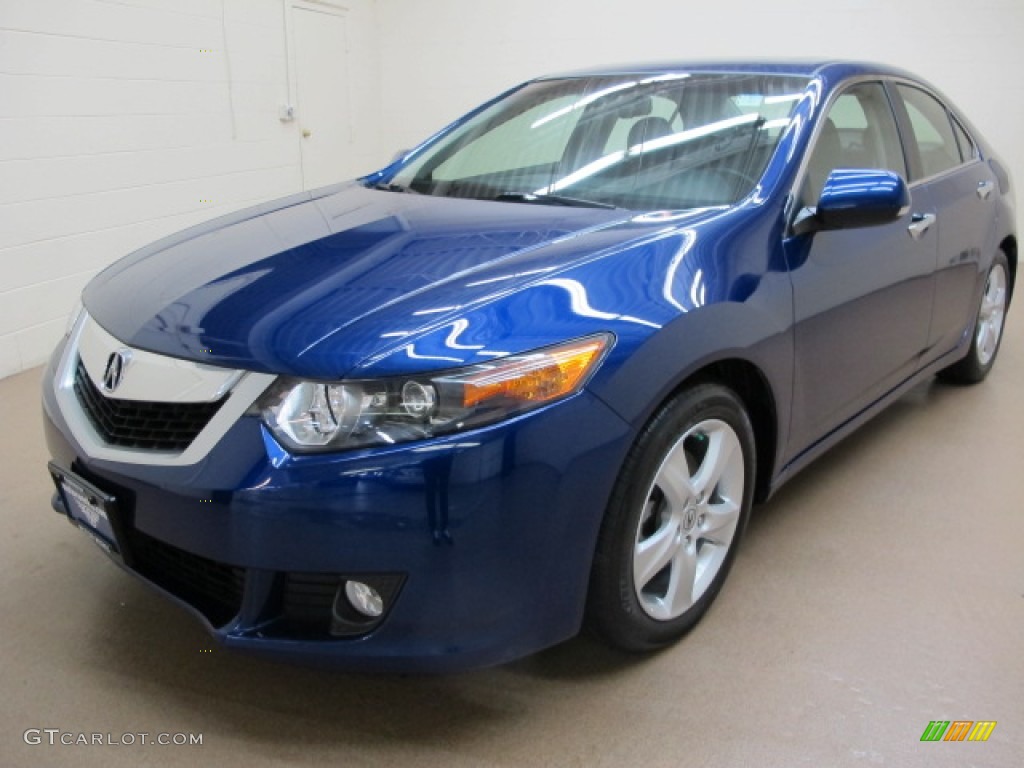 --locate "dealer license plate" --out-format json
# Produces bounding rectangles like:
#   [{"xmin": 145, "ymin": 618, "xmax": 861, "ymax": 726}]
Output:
[{"xmin": 48, "ymin": 462, "xmax": 120, "ymax": 553}]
